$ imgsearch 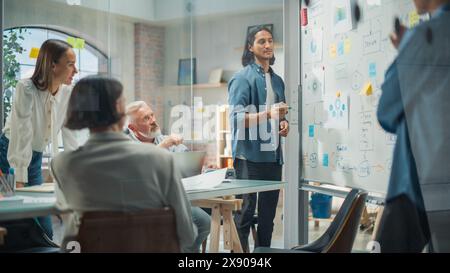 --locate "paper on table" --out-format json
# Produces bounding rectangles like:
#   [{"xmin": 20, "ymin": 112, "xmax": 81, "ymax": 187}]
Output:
[
  {"xmin": 20, "ymin": 195, "xmax": 56, "ymax": 204},
  {"xmin": 0, "ymin": 195, "xmax": 24, "ymax": 204},
  {"xmin": 181, "ymin": 168, "xmax": 228, "ymax": 191},
  {"xmin": 15, "ymin": 183, "xmax": 55, "ymax": 193}
]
